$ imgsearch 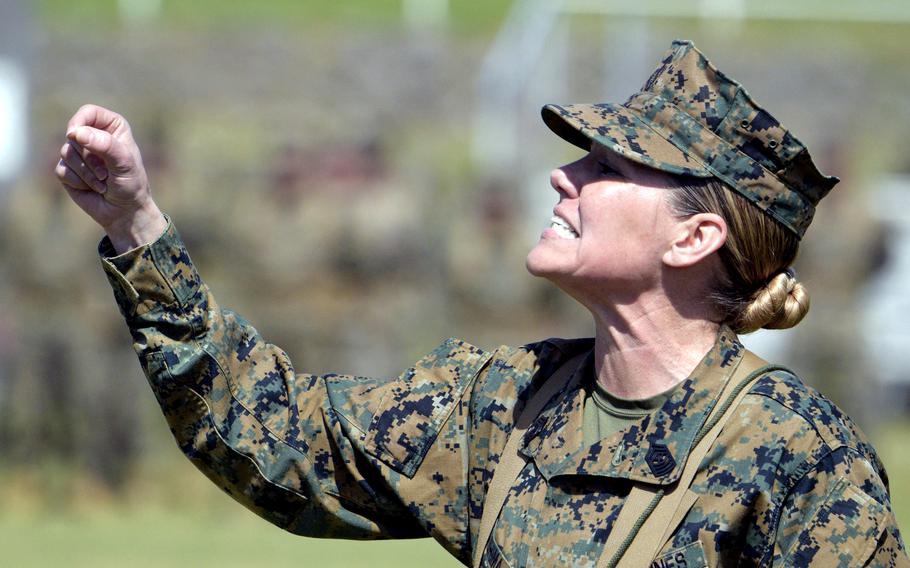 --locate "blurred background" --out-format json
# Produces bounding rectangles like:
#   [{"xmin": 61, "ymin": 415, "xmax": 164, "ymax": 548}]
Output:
[{"xmin": 2, "ymin": 0, "xmax": 910, "ymax": 565}]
